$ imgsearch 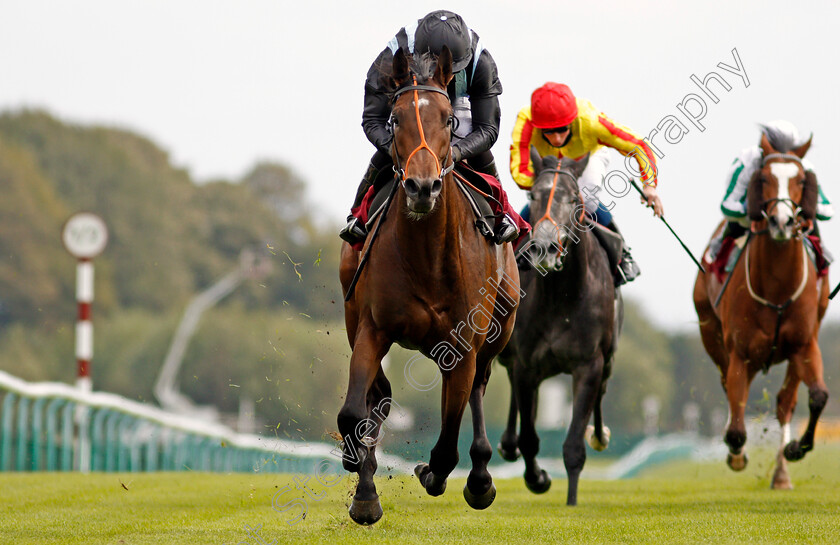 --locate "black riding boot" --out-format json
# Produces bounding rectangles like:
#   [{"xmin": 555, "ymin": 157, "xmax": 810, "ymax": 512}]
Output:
[
  {"xmin": 339, "ymin": 161, "xmax": 381, "ymax": 244},
  {"xmin": 472, "ymin": 158, "xmax": 518, "ymax": 244},
  {"xmin": 606, "ymin": 220, "xmax": 640, "ymax": 286}
]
